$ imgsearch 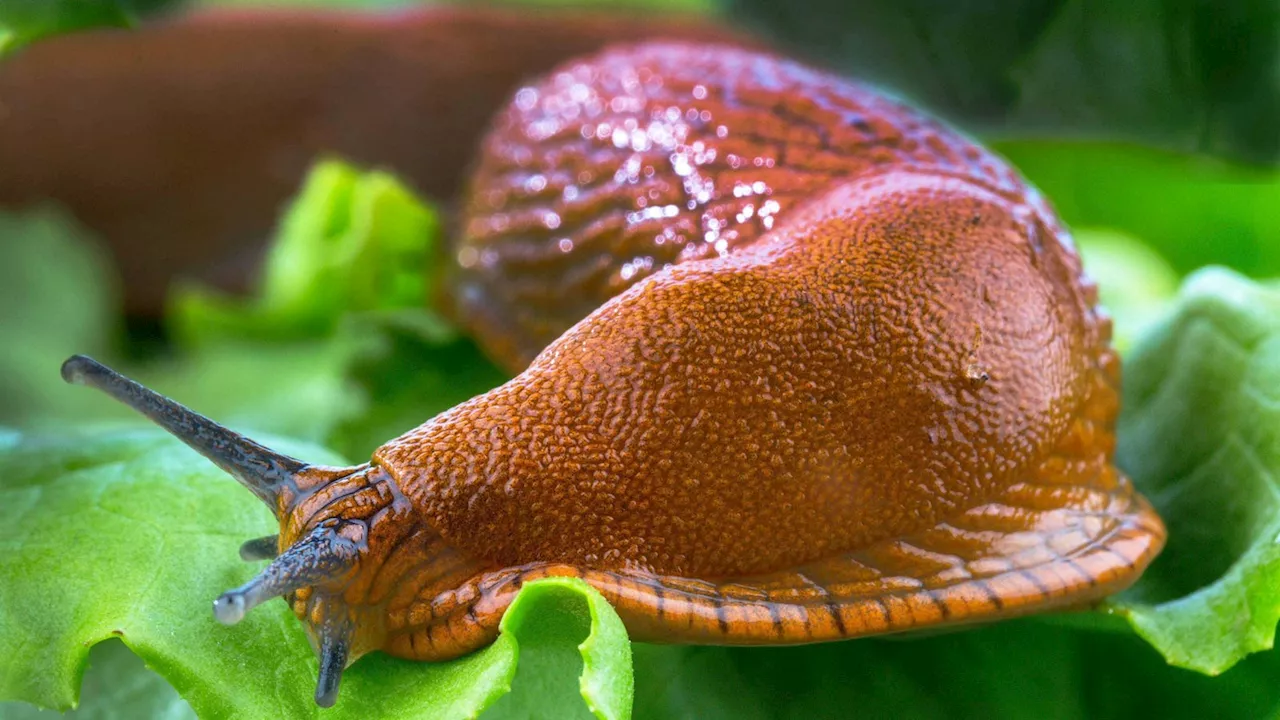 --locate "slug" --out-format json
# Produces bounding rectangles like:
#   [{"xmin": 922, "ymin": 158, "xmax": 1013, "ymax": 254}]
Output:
[{"xmin": 63, "ymin": 41, "xmax": 1166, "ymax": 707}]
